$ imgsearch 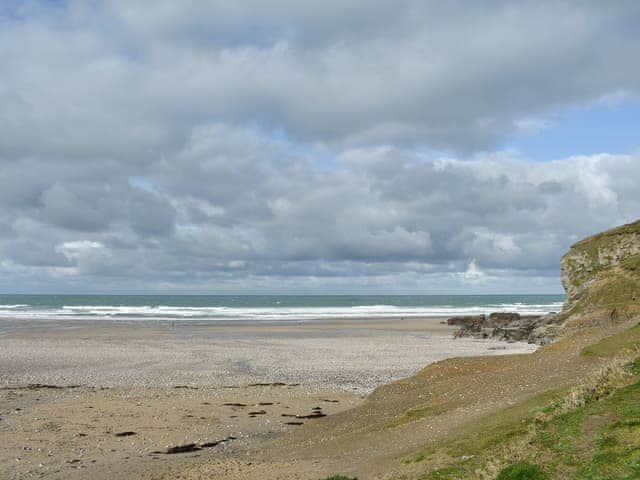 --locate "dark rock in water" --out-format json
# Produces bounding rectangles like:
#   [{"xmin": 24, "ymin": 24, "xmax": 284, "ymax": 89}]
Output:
[
  {"xmin": 285, "ymin": 421, "xmax": 304, "ymax": 425},
  {"xmin": 223, "ymin": 403, "xmax": 247, "ymax": 407},
  {"xmin": 115, "ymin": 431, "xmax": 136, "ymax": 437},
  {"xmin": 248, "ymin": 410, "xmax": 267, "ymax": 415},
  {"xmin": 166, "ymin": 443, "xmax": 201, "ymax": 454}
]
